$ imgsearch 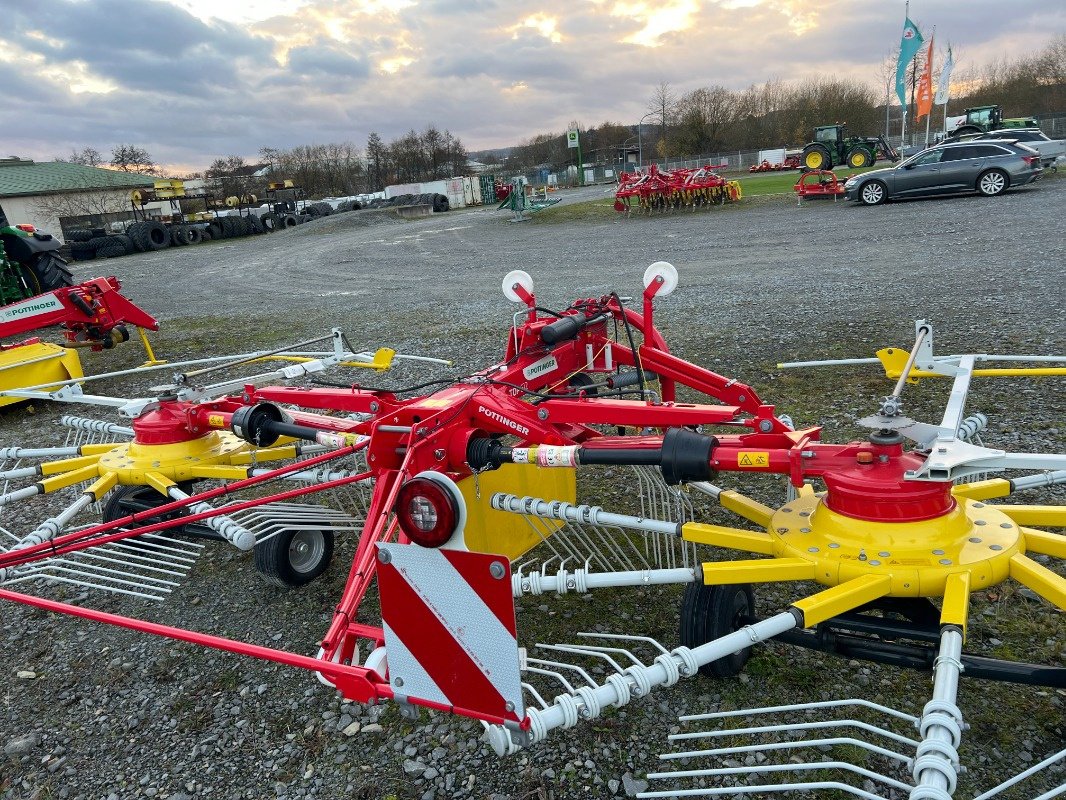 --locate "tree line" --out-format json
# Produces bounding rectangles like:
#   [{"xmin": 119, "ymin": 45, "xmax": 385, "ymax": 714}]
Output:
[
  {"xmin": 503, "ymin": 34, "xmax": 1064, "ymax": 174},
  {"xmin": 57, "ymin": 126, "xmax": 469, "ymax": 198}
]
